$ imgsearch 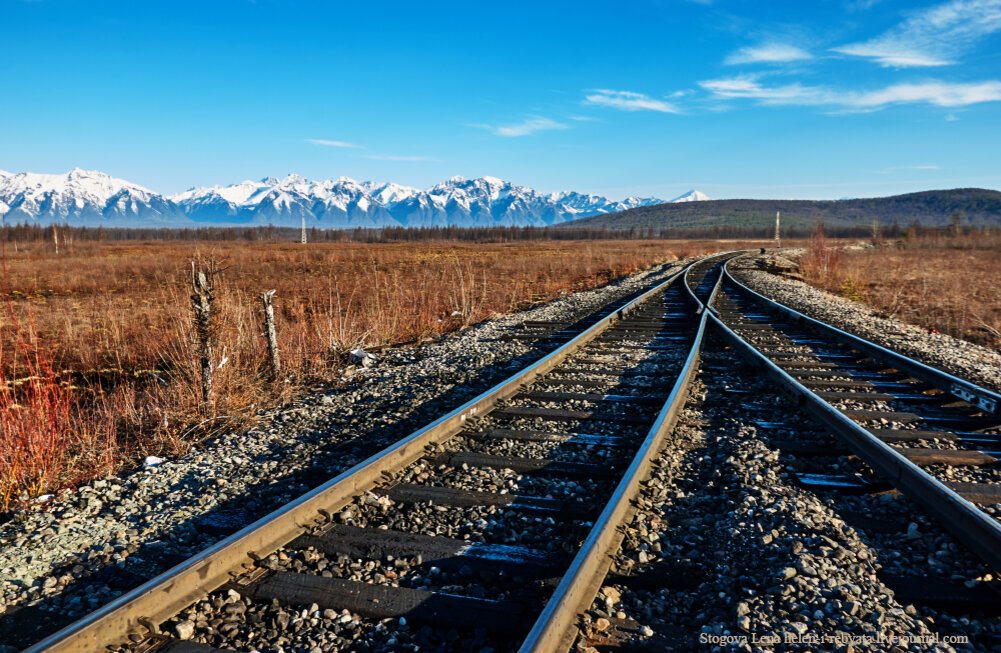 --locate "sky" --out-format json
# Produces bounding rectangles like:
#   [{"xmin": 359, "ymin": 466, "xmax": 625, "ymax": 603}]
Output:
[{"xmin": 1, "ymin": 0, "xmax": 1000, "ymax": 200}]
